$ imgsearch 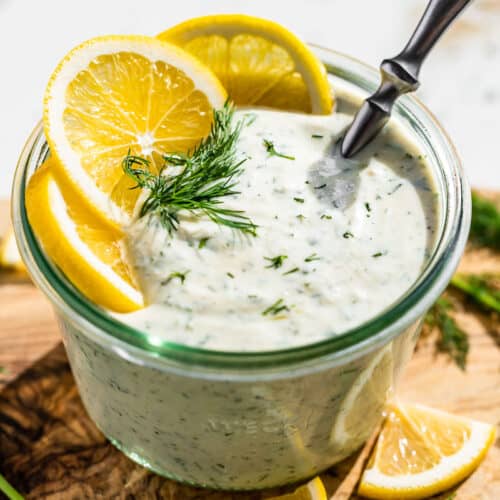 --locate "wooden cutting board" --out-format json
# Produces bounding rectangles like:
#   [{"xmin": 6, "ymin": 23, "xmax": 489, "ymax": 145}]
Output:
[{"xmin": 0, "ymin": 199, "xmax": 499, "ymax": 500}]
